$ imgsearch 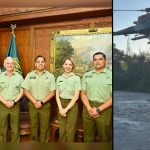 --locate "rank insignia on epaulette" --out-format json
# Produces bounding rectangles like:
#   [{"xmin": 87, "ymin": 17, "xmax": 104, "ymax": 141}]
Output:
[
  {"xmin": 85, "ymin": 75, "xmax": 92, "ymax": 78},
  {"xmin": 30, "ymin": 76, "xmax": 36, "ymax": 79}
]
